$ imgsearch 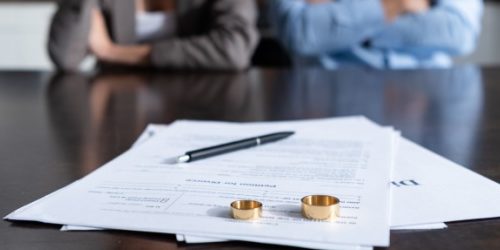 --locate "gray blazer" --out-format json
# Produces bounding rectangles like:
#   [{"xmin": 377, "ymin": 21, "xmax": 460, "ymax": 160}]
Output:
[{"xmin": 48, "ymin": 0, "xmax": 259, "ymax": 71}]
